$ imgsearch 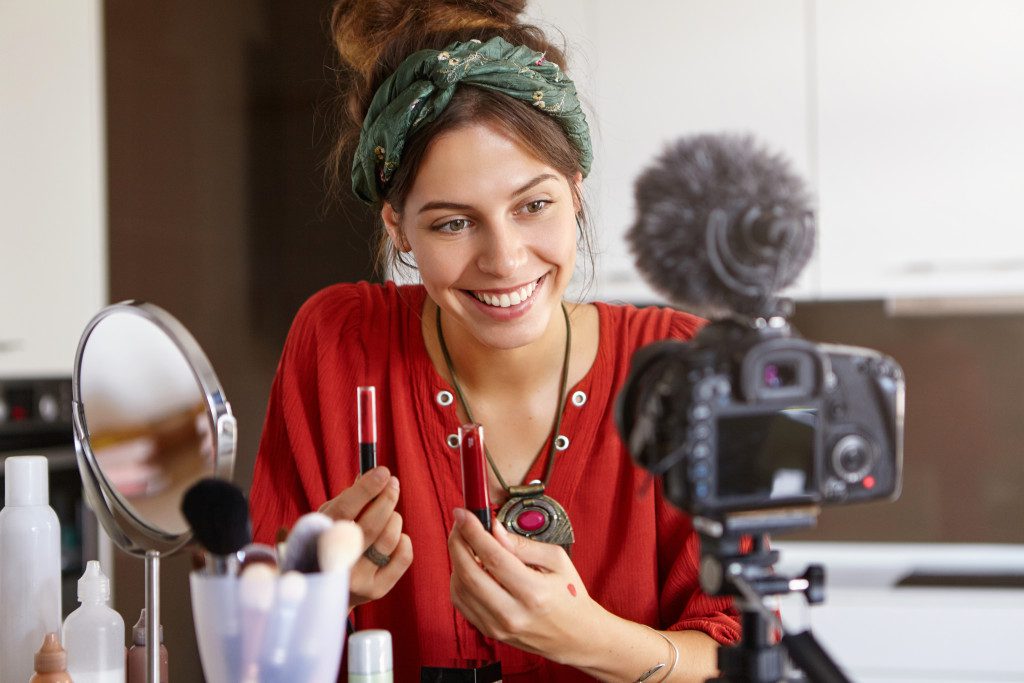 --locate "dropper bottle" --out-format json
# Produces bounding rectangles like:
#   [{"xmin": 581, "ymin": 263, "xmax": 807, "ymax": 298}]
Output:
[
  {"xmin": 126, "ymin": 608, "xmax": 169, "ymax": 683},
  {"xmin": 30, "ymin": 632, "xmax": 73, "ymax": 683},
  {"xmin": 62, "ymin": 560, "xmax": 126, "ymax": 683}
]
